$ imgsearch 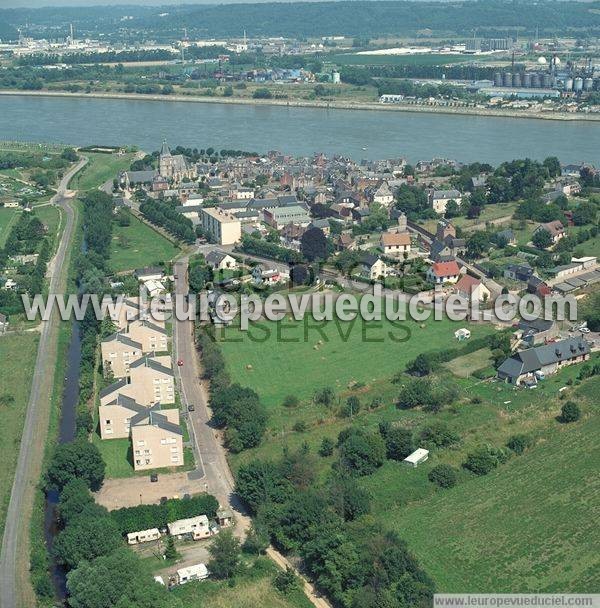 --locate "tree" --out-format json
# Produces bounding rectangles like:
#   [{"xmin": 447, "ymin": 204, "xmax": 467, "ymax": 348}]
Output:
[
  {"xmin": 572, "ymin": 201, "xmax": 596, "ymax": 226},
  {"xmin": 543, "ymin": 156, "xmax": 561, "ymax": 178},
  {"xmin": 328, "ymin": 474, "xmax": 371, "ymax": 521},
  {"xmin": 559, "ymin": 401, "xmax": 581, "ymax": 423},
  {"xmin": 384, "ymin": 427, "xmax": 414, "ymax": 461},
  {"xmin": 274, "ymin": 567, "xmax": 300, "ymax": 594},
  {"xmin": 164, "ymin": 535, "xmax": 179, "ymax": 560},
  {"xmin": 54, "ymin": 510, "xmax": 122, "ymax": 569},
  {"xmin": 319, "ymin": 437, "xmax": 335, "ymax": 457},
  {"xmin": 338, "ymin": 429, "xmax": 386, "ymax": 476},
  {"xmin": 428, "ymin": 464, "xmax": 458, "ymax": 488},
  {"xmin": 532, "ymin": 228, "xmax": 553, "ymax": 250},
  {"xmin": 58, "ymin": 478, "xmax": 95, "ymax": 525},
  {"xmin": 445, "ymin": 200, "xmax": 460, "ymax": 218},
  {"xmin": 290, "ymin": 263, "xmax": 312, "ymax": 286},
  {"xmin": 466, "ymin": 231, "xmax": 489, "ymax": 258},
  {"xmin": 208, "ymin": 529, "xmax": 241, "ymax": 579},
  {"xmin": 301, "ymin": 227, "xmax": 328, "ymax": 262},
  {"xmin": 242, "ymin": 521, "xmax": 269, "ymax": 555},
  {"xmin": 46, "ymin": 440, "xmax": 105, "ymax": 491}
]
